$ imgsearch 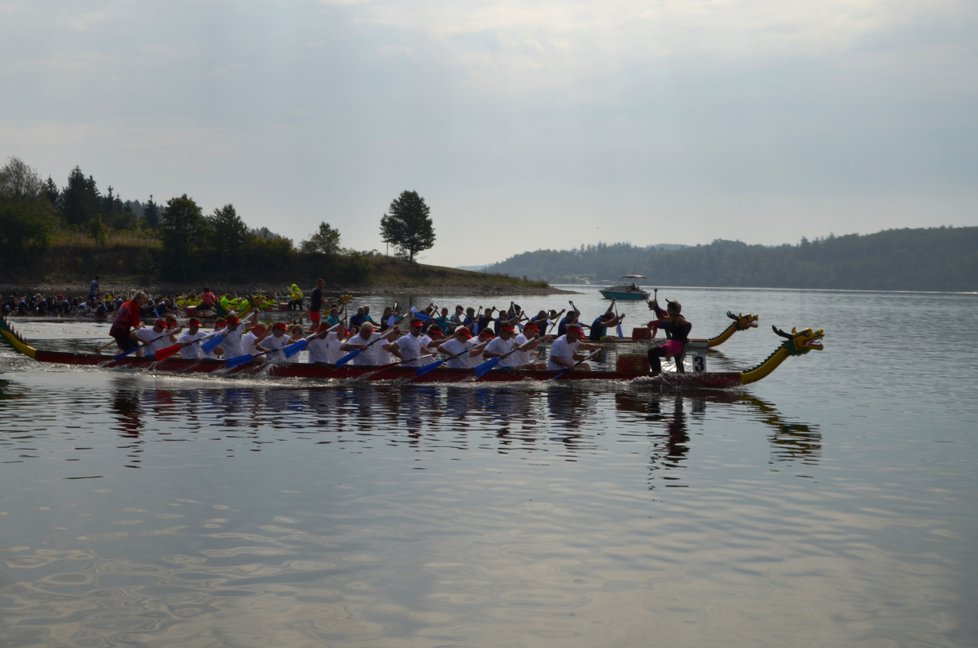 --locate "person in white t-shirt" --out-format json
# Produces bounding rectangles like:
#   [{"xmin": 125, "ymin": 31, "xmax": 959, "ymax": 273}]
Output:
[
  {"xmin": 240, "ymin": 323, "xmax": 268, "ymax": 358},
  {"xmin": 547, "ymin": 323, "xmax": 600, "ymax": 372},
  {"xmin": 386, "ymin": 319, "xmax": 428, "ymax": 367},
  {"xmin": 308, "ymin": 322, "xmax": 345, "ymax": 364},
  {"xmin": 134, "ymin": 319, "xmax": 173, "ymax": 357},
  {"xmin": 341, "ymin": 322, "xmax": 395, "ymax": 366},
  {"xmin": 258, "ymin": 322, "xmax": 290, "ymax": 363},
  {"xmin": 510, "ymin": 322, "xmax": 549, "ymax": 369},
  {"xmin": 435, "ymin": 326, "xmax": 488, "ymax": 369},
  {"xmin": 178, "ymin": 318, "xmax": 209, "ymax": 359},
  {"xmin": 482, "ymin": 323, "xmax": 523, "ymax": 368}
]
